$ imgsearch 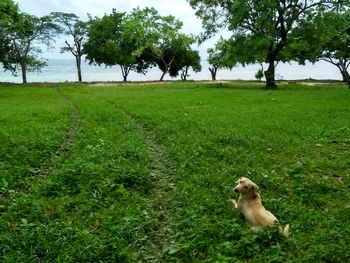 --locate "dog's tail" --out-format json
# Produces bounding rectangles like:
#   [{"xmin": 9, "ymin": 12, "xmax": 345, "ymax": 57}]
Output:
[{"xmin": 279, "ymin": 224, "xmax": 290, "ymax": 237}]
